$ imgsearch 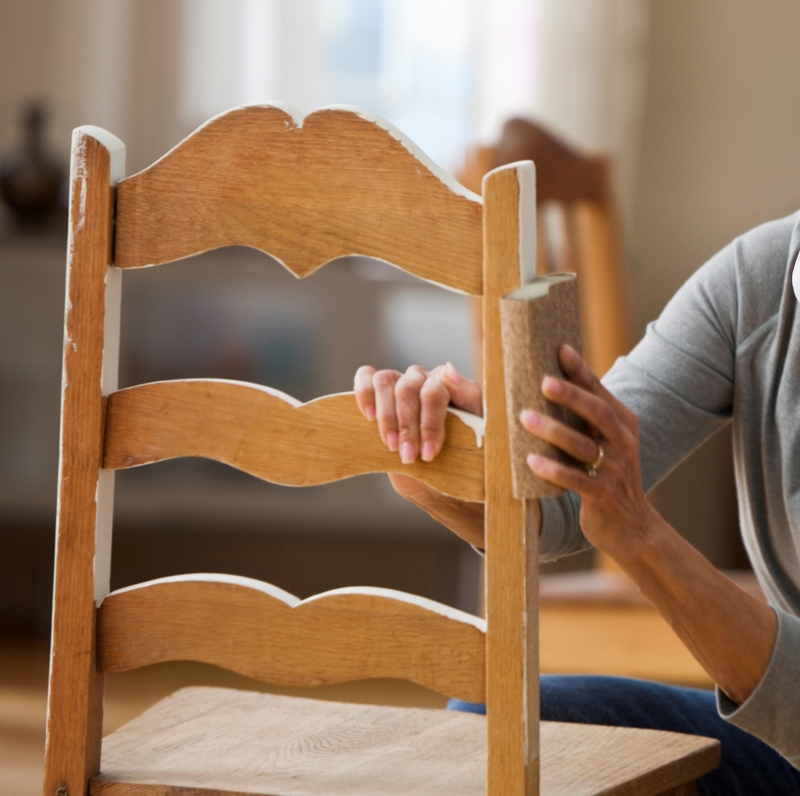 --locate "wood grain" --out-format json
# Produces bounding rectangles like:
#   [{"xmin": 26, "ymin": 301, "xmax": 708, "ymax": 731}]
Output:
[
  {"xmin": 115, "ymin": 105, "xmax": 483, "ymax": 294},
  {"xmin": 43, "ymin": 128, "xmax": 124, "ymax": 796},
  {"xmin": 97, "ymin": 575, "xmax": 486, "ymax": 702},
  {"xmin": 89, "ymin": 687, "xmax": 719, "ymax": 796},
  {"xmin": 482, "ymin": 163, "xmax": 539, "ymax": 795},
  {"xmin": 500, "ymin": 274, "xmax": 584, "ymax": 498},
  {"xmin": 103, "ymin": 381, "xmax": 484, "ymax": 501}
]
